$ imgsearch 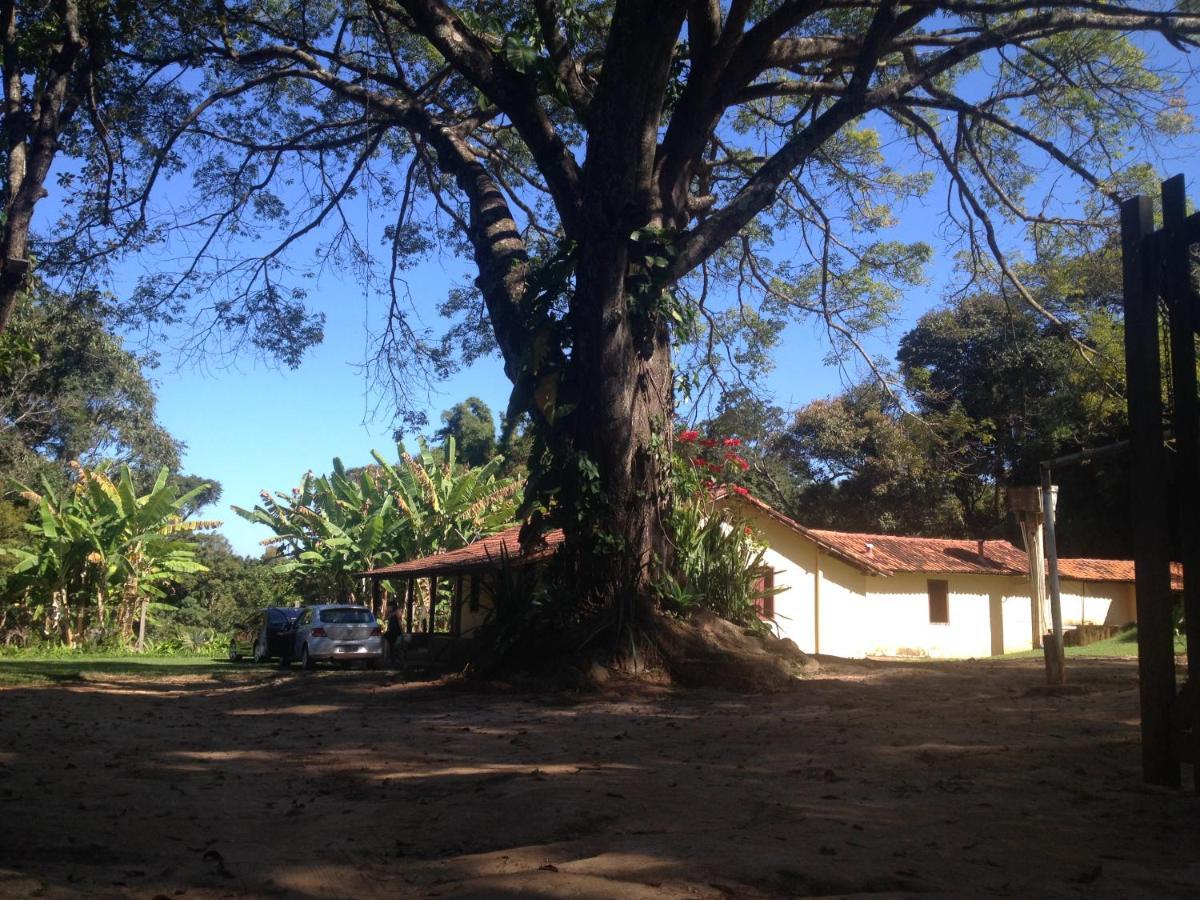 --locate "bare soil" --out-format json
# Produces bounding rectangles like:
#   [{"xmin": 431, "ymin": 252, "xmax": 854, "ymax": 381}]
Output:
[{"xmin": 0, "ymin": 658, "xmax": 1197, "ymax": 899}]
